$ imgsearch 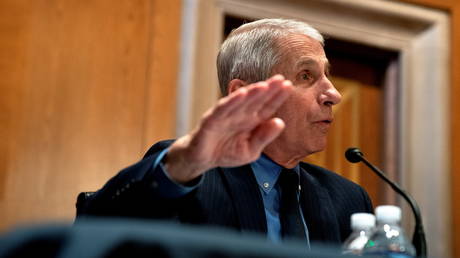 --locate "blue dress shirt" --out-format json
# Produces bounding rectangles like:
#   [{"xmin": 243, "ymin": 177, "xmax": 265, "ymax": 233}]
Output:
[{"xmin": 250, "ymin": 154, "xmax": 310, "ymax": 247}]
